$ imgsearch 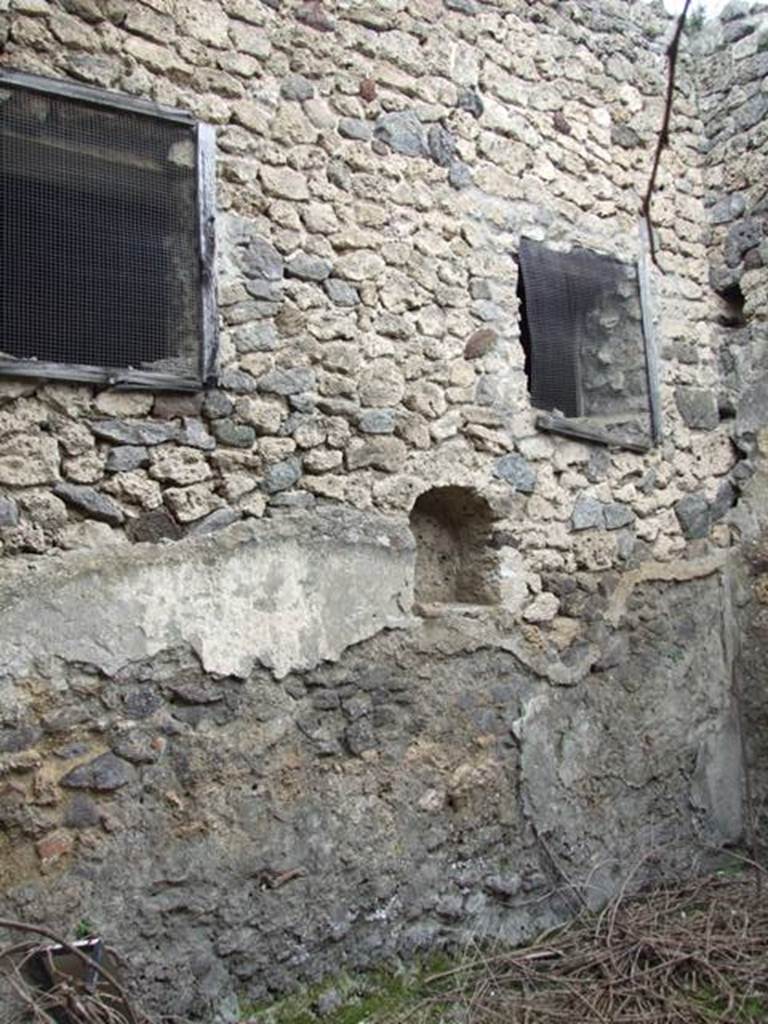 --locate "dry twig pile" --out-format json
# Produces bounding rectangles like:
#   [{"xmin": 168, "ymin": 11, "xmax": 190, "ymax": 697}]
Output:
[{"xmin": 417, "ymin": 872, "xmax": 768, "ymax": 1024}]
